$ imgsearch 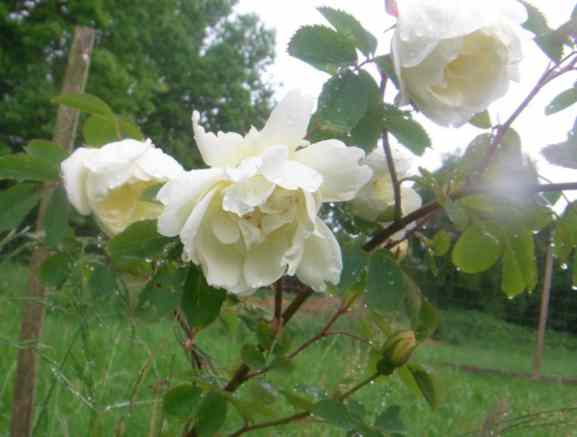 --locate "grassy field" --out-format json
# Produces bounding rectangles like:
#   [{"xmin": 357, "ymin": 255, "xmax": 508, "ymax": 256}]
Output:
[{"xmin": 1, "ymin": 262, "xmax": 577, "ymax": 437}]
